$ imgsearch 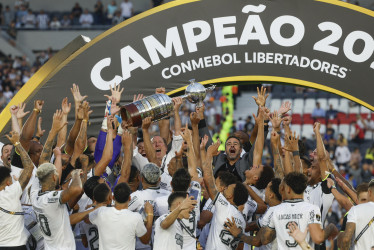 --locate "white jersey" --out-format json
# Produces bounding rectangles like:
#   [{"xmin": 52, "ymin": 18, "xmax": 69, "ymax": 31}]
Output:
[
  {"xmin": 0, "ymin": 181, "xmax": 28, "ymax": 247},
  {"xmin": 206, "ymin": 193, "xmax": 246, "ymax": 250},
  {"xmin": 23, "ymin": 205, "xmax": 44, "ymax": 250},
  {"xmin": 11, "ymin": 165, "xmax": 22, "ymax": 183},
  {"xmin": 128, "ymin": 187, "xmax": 170, "ymax": 249},
  {"xmin": 80, "ymin": 210, "xmax": 99, "ymax": 250},
  {"xmin": 153, "ymin": 213, "xmax": 184, "ymax": 250},
  {"xmin": 21, "ymin": 166, "xmax": 37, "ymax": 205},
  {"xmin": 243, "ymin": 195, "xmax": 258, "ymax": 223},
  {"xmin": 268, "ymin": 199, "xmax": 322, "ymax": 250},
  {"xmin": 180, "ymin": 181, "xmax": 201, "ymax": 250},
  {"xmin": 254, "ymin": 206, "xmax": 278, "ymax": 250},
  {"xmin": 161, "ymin": 134, "xmax": 183, "ymax": 175},
  {"xmin": 347, "ymin": 202, "xmax": 374, "ymax": 250},
  {"xmin": 199, "ymin": 198, "xmax": 215, "ymax": 249},
  {"xmin": 90, "ymin": 206, "xmax": 146, "ymax": 250},
  {"xmin": 30, "ymin": 179, "xmax": 75, "ymax": 250},
  {"xmin": 129, "ymin": 187, "xmax": 171, "ymax": 214},
  {"xmin": 160, "ymin": 172, "xmax": 172, "ymax": 192},
  {"xmin": 304, "ymin": 181, "xmax": 334, "ymax": 226}
]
